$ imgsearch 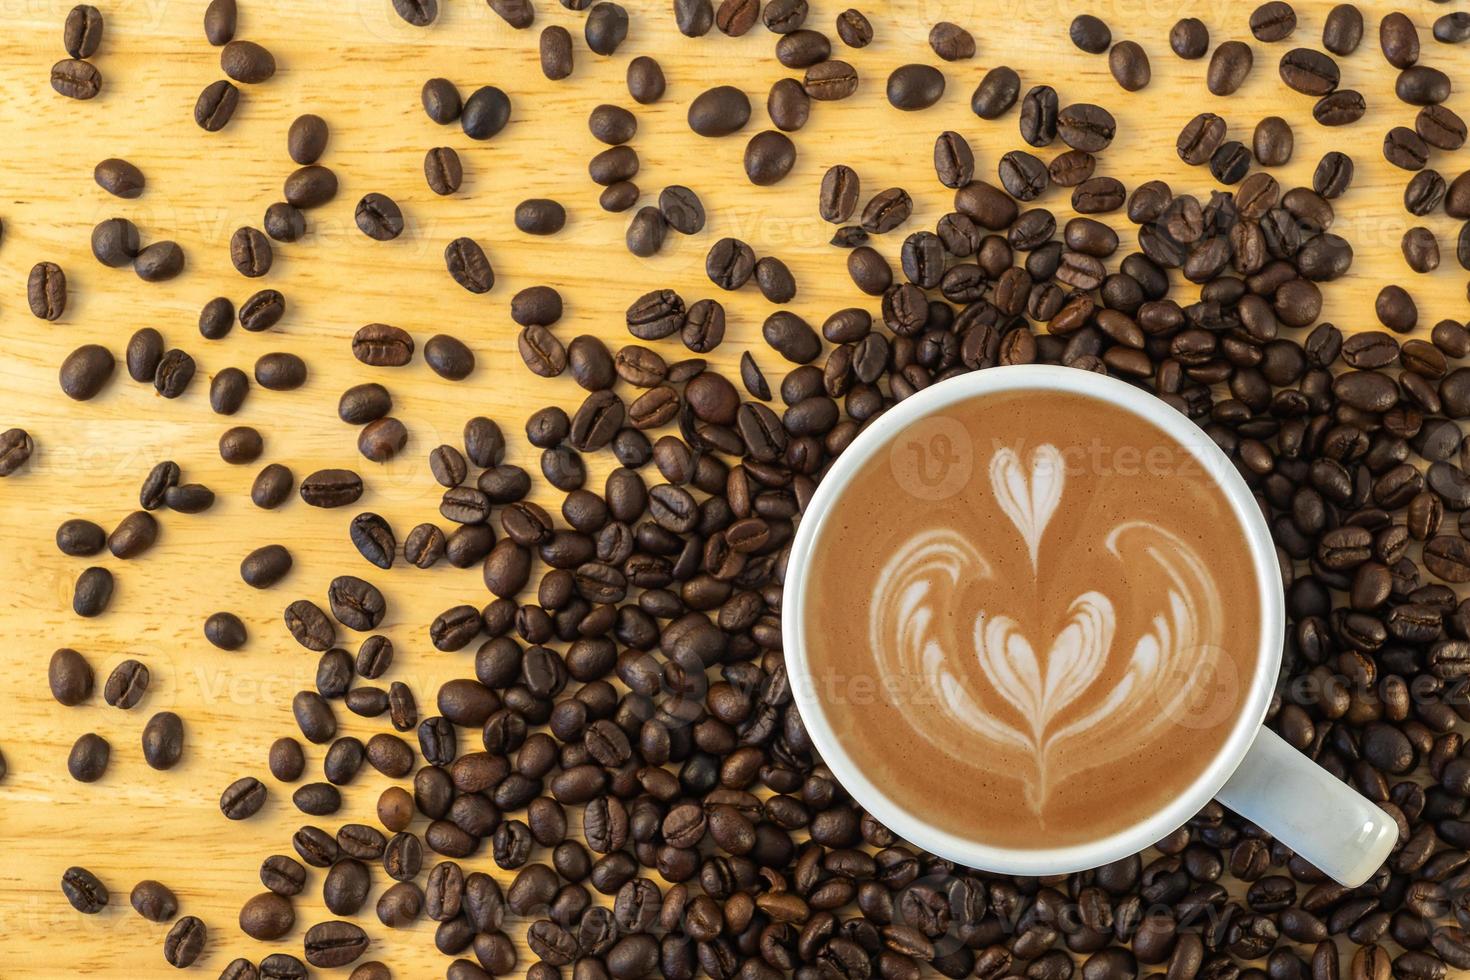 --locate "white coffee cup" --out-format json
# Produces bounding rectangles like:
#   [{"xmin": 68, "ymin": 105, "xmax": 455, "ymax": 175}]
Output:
[{"xmin": 782, "ymin": 364, "xmax": 1397, "ymax": 887}]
